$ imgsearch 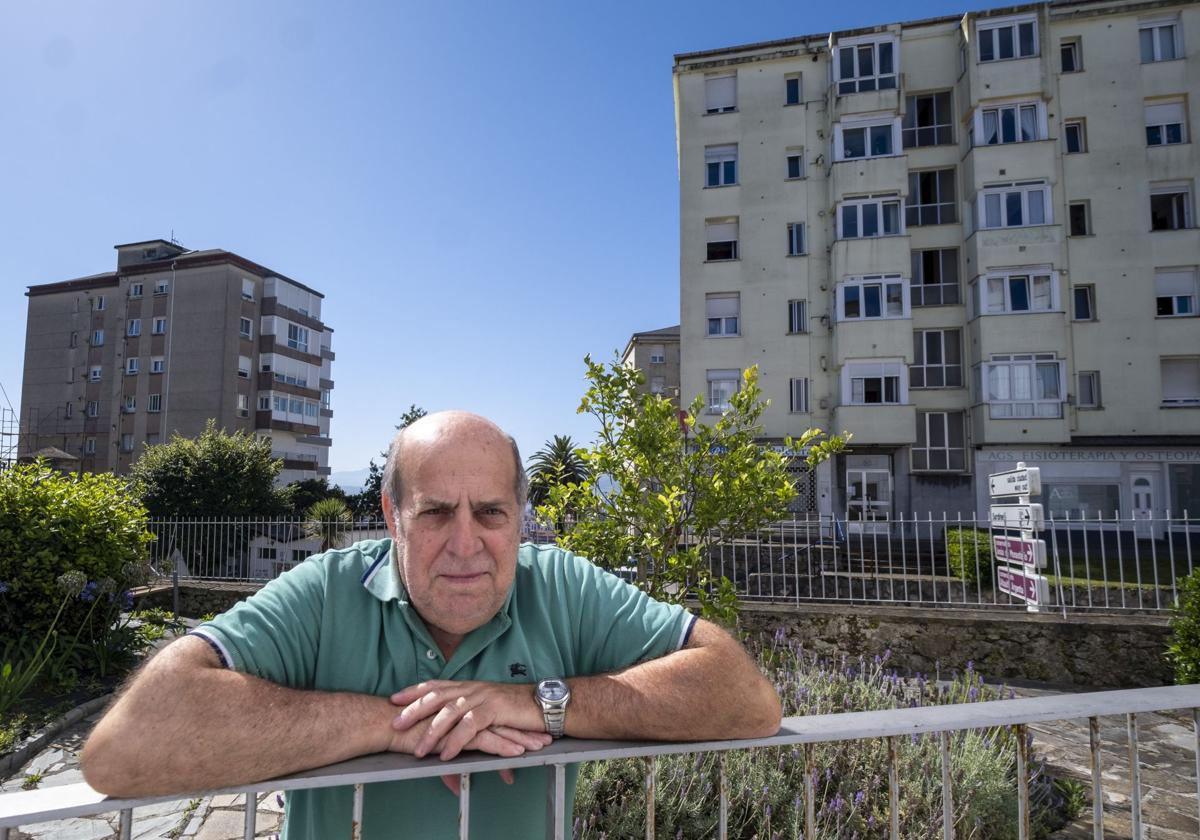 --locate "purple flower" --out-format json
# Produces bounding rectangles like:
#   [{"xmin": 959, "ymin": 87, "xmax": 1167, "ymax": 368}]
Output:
[
  {"xmin": 0, "ymin": 581, "xmax": 9, "ymax": 595},
  {"xmin": 968, "ymin": 687, "xmax": 979, "ymax": 702},
  {"xmin": 121, "ymin": 590, "xmax": 134, "ymax": 610},
  {"xmin": 854, "ymin": 790, "xmax": 865, "ymax": 806},
  {"xmin": 80, "ymin": 581, "xmax": 99, "ymax": 602},
  {"xmin": 765, "ymin": 804, "xmax": 772, "ymax": 819}
]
